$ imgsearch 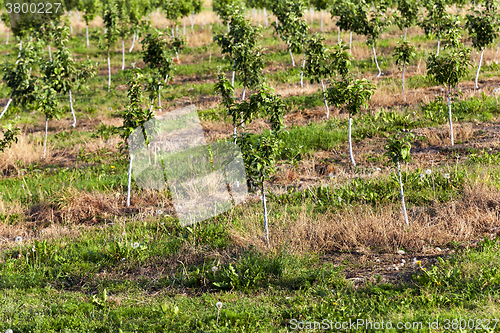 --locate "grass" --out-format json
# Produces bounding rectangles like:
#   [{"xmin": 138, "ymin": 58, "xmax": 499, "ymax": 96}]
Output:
[{"xmin": 2, "ymin": 8, "xmax": 500, "ymax": 332}]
